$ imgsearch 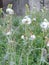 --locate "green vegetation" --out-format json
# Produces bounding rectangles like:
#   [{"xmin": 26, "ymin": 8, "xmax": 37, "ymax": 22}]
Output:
[{"xmin": 0, "ymin": 7, "xmax": 49, "ymax": 65}]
